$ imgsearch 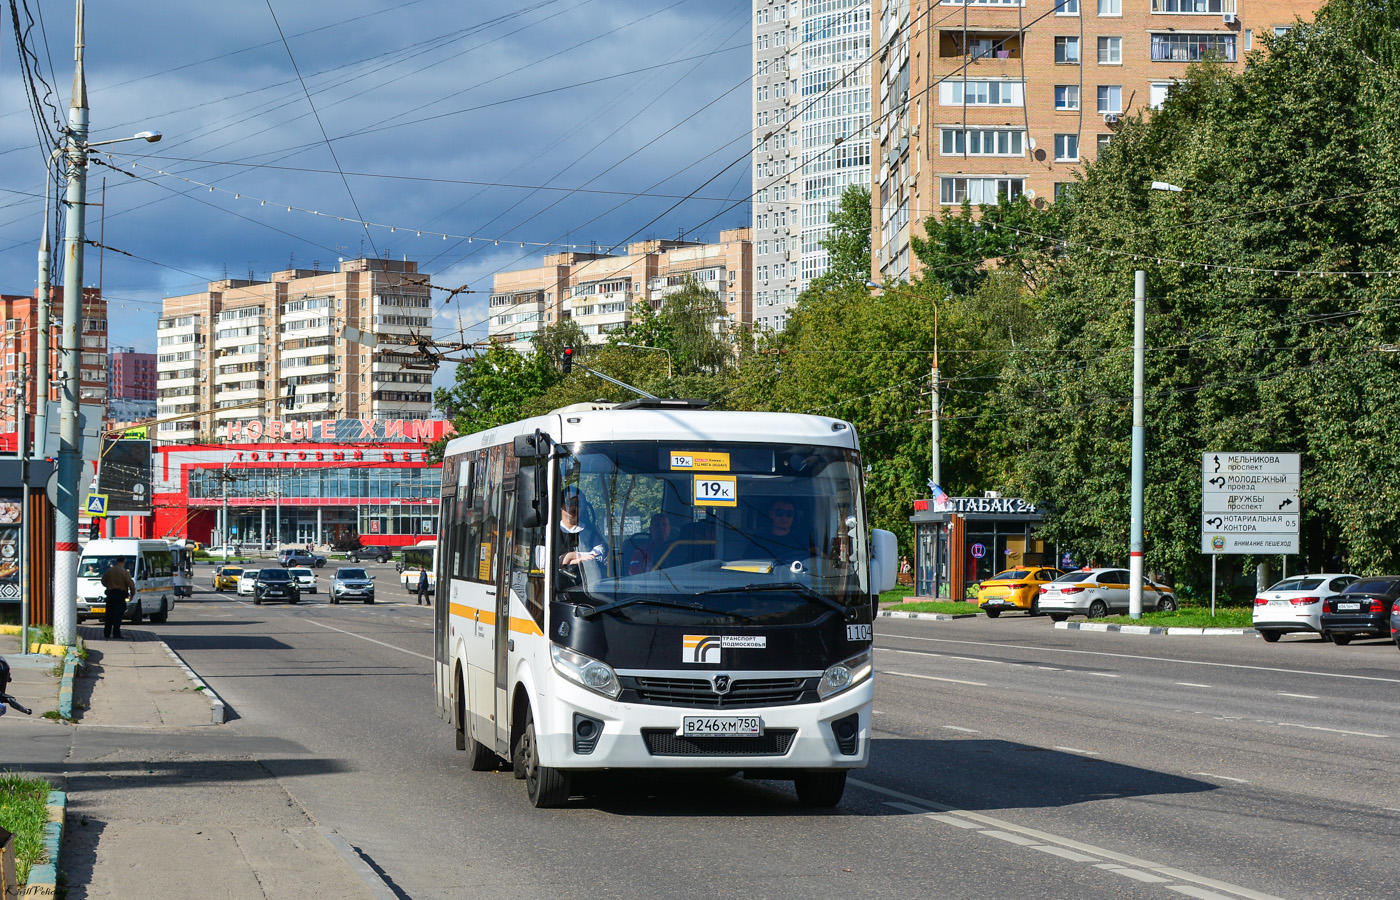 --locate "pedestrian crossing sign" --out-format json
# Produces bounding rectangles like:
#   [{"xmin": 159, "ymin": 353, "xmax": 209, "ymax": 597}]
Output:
[{"xmin": 86, "ymin": 493, "xmax": 109, "ymax": 517}]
